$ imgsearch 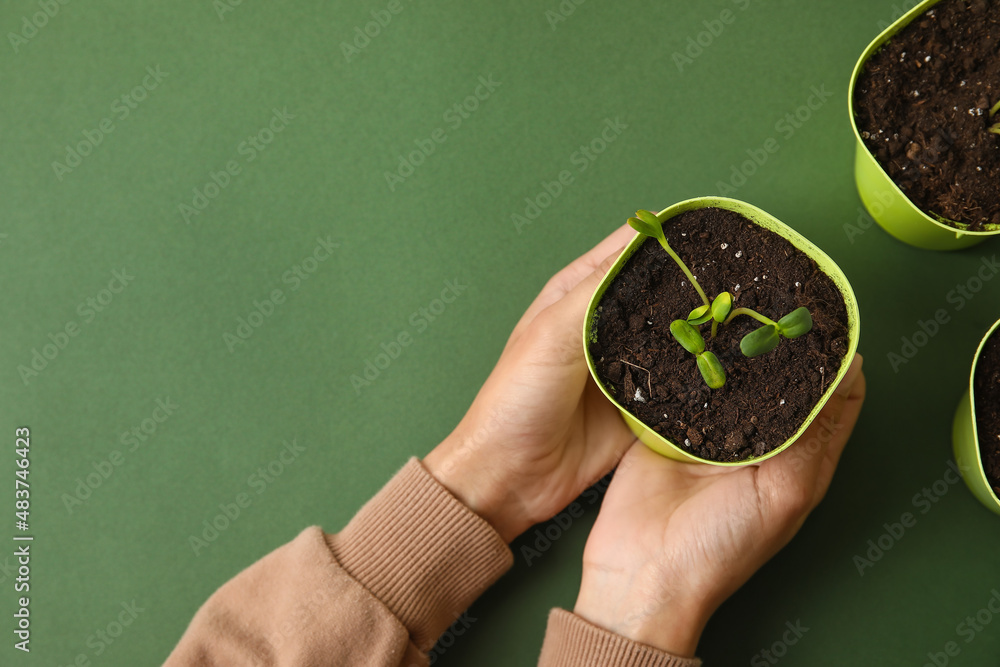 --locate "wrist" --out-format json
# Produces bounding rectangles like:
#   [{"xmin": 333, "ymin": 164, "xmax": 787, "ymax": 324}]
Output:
[
  {"xmin": 573, "ymin": 568, "xmax": 711, "ymax": 658},
  {"xmin": 423, "ymin": 431, "xmax": 527, "ymax": 543}
]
